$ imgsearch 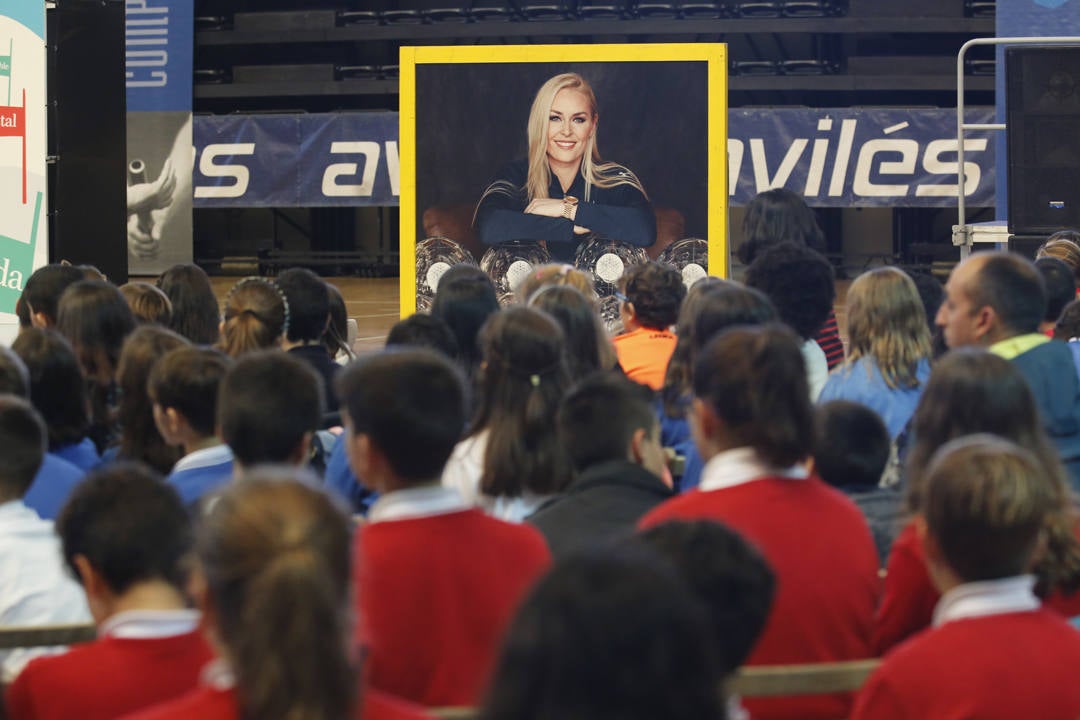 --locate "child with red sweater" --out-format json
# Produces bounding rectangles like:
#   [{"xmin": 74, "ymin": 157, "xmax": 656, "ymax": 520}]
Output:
[
  {"xmin": 120, "ymin": 471, "xmax": 431, "ymax": 720},
  {"xmin": 338, "ymin": 349, "xmax": 551, "ymax": 707},
  {"xmin": 639, "ymin": 325, "xmax": 879, "ymax": 720},
  {"xmin": 853, "ymin": 435, "xmax": 1080, "ymax": 720},
  {"xmin": 6, "ymin": 464, "xmax": 211, "ymax": 720},
  {"xmin": 876, "ymin": 351, "xmax": 1080, "ymax": 653}
]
